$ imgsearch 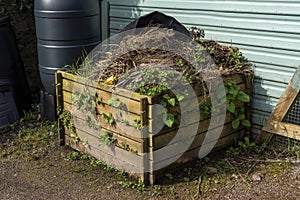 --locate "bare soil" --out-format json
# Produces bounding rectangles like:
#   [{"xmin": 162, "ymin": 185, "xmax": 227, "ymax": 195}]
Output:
[{"xmin": 1, "ymin": 121, "xmax": 300, "ymax": 200}]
